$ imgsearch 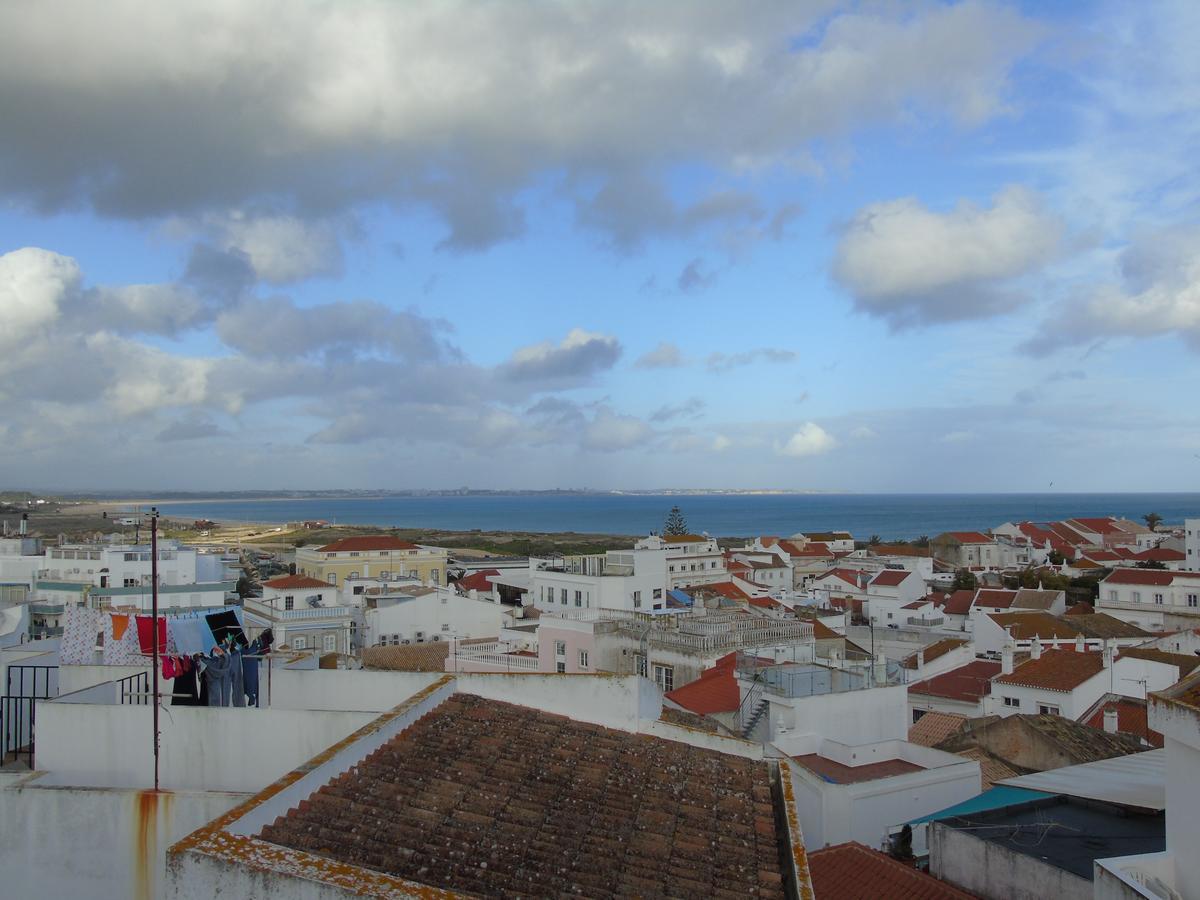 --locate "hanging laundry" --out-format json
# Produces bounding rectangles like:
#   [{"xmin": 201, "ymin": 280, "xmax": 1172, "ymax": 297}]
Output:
[
  {"xmin": 135, "ymin": 615, "xmax": 168, "ymax": 655},
  {"xmin": 242, "ymin": 629, "xmax": 272, "ymax": 708},
  {"xmin": 171, "ymin": 664, "xmax": 206, "ymax": 706},
  {"xmin": 169, "ymin": 616, "xmax": 216, "ymax": 655},
  {"xmin": 102, "ymin": 611, "xmax": 144, "ymax": 665},
  {"xmin": 229, "ymin": 645, "xmax": 245, "ymax": 707},
  {"xmin": 59, "ymin": 606, "xmax": 103, "ymax": 665},
  {"xmin": 202, "ymin": 649, "xmax": 233, "ymax": 706},
  {"xmin": 205, "ymin": 609, "xmax": 247, "ymax": 648}
]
